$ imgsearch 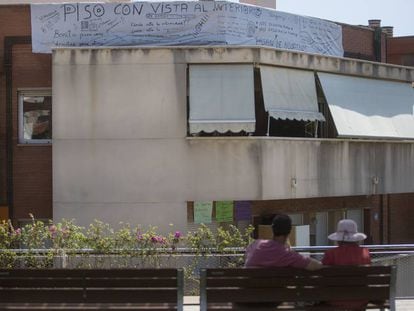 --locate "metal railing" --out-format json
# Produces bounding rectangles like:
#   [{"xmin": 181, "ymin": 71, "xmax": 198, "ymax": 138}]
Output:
[{"xmin": 1, "ymin": 244, "xmax": 413, "ymax": 297}]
